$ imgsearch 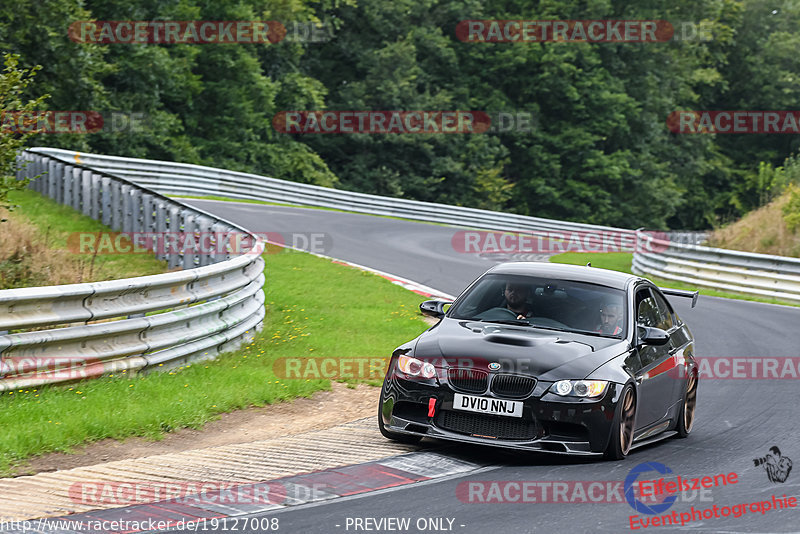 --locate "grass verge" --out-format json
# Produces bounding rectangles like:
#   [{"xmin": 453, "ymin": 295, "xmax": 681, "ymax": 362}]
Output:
[
  {"xmin": 550, "ymin": 252, "xmax": 800, "ymax": 307},
  {"xmin": 1, "ymin": 189, "xmax": 167, "ymax": 288},
  {"xmin": 0, "ymin": 246, "xmax": 430, "ymax": 475}
]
